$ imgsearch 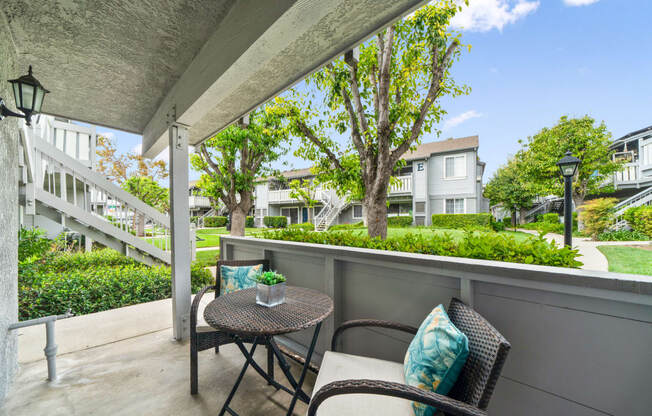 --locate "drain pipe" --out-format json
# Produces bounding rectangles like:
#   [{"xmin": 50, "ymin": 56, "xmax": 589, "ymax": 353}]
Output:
[{"xmin": 8, "ymin": 311, "xmax": 74, "ymax": 381}]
